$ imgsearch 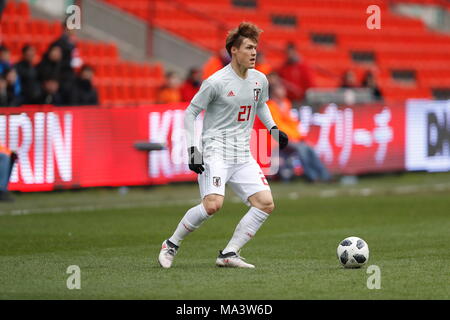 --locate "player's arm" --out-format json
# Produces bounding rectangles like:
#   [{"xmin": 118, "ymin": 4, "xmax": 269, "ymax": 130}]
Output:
[
  {"xmin": 184, "ymin": 79, "xmax": 216, "ymax": 174},
  {"xmin": 184, "ymin": 104, "xmax": 204, "ymax": 174},
  {"xmin": 256, "ymin": 78, "xmax": 289, "ymax": 150}
]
